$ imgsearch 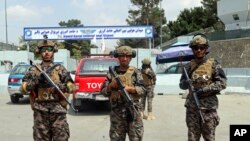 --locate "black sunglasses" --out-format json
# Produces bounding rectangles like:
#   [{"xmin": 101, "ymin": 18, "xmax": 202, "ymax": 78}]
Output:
[
  {"xmin": 40, "ymin": 47, "xmax": 54, "ymax": 53},
  {"xmin": 192, "ymin": 45, "xmax": 207, "ymax": 51}
]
